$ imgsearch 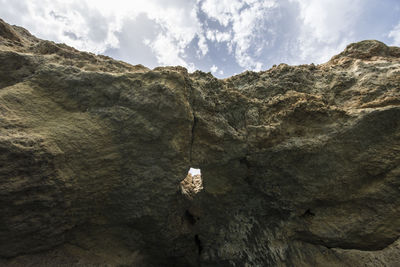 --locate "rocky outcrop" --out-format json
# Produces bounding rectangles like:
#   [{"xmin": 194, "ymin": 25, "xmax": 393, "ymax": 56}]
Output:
[
  {"xmin": 181, "ymin": 173, "xmax": 203, "ymax": 200},
  {"xmin": 0, "ymin": 18, "xmax": 399, "ymax": 266}
]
